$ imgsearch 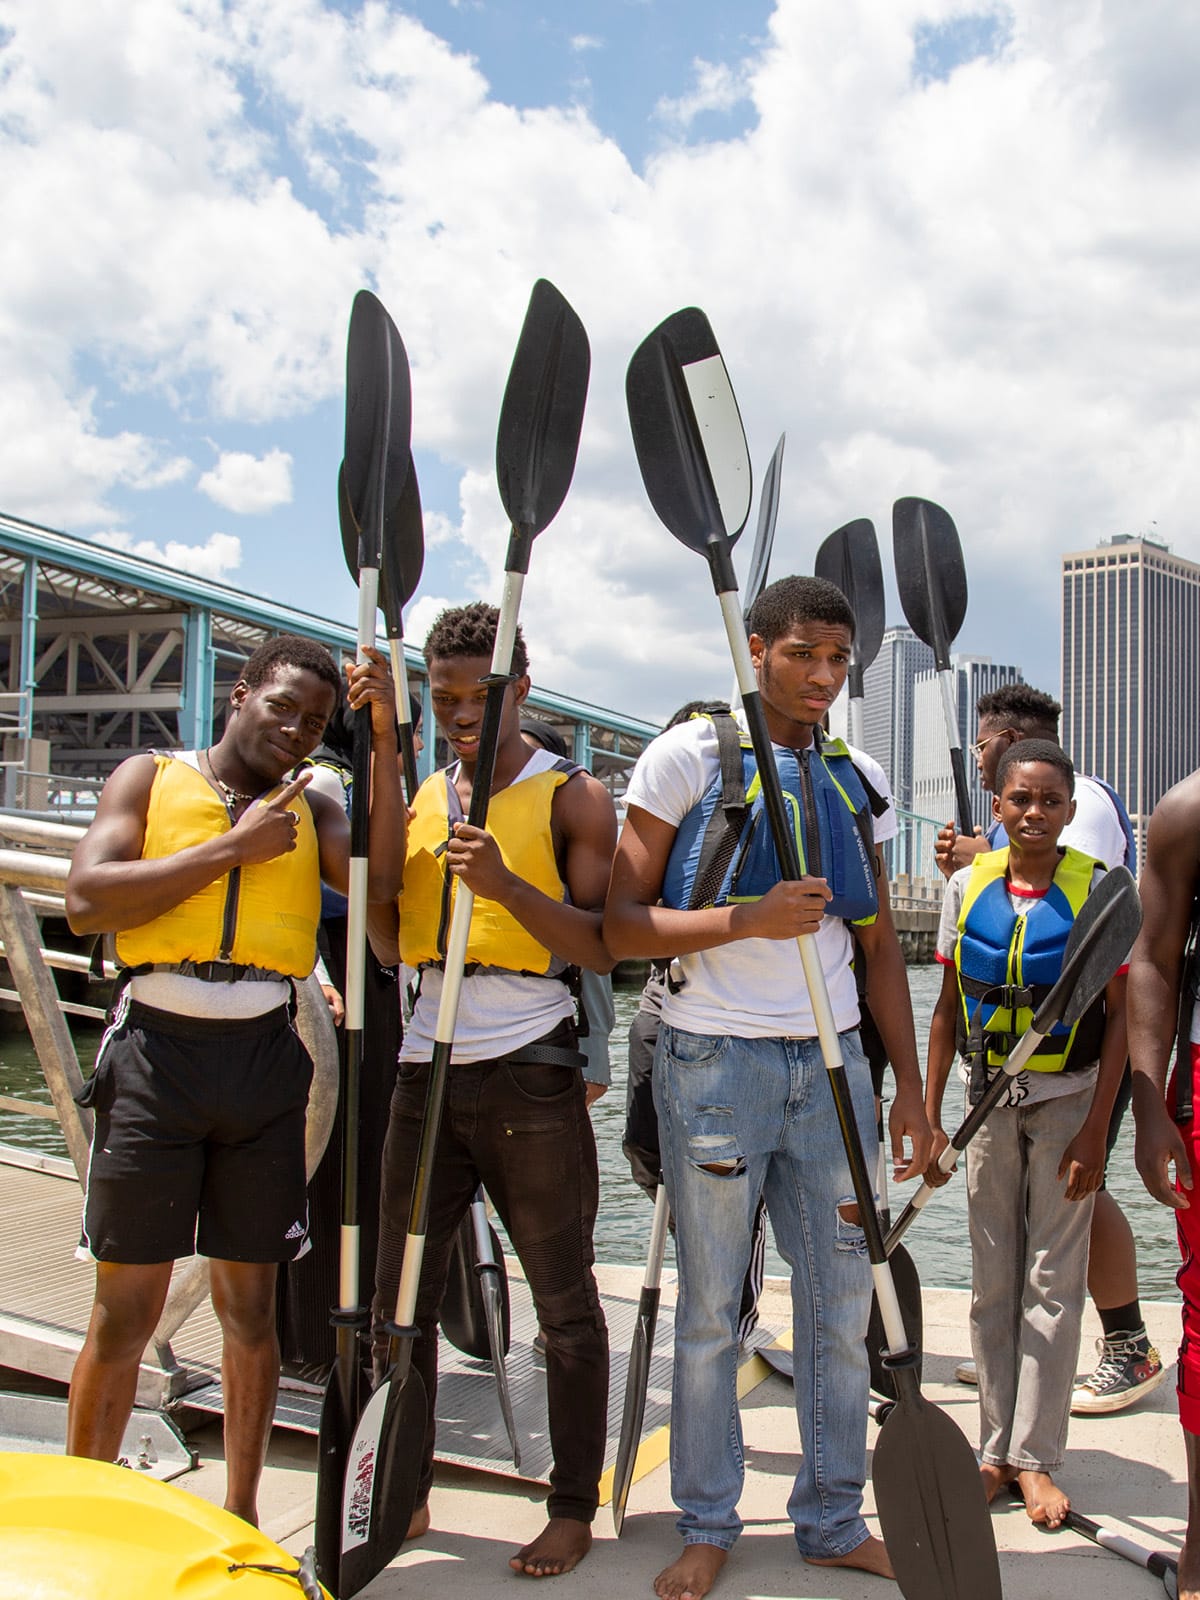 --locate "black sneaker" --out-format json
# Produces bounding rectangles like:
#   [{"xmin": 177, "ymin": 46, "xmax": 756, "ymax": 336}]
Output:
[{"xmin": 1071, "ymin": 1328, "xmax": 1166, "ymax": 1415}]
